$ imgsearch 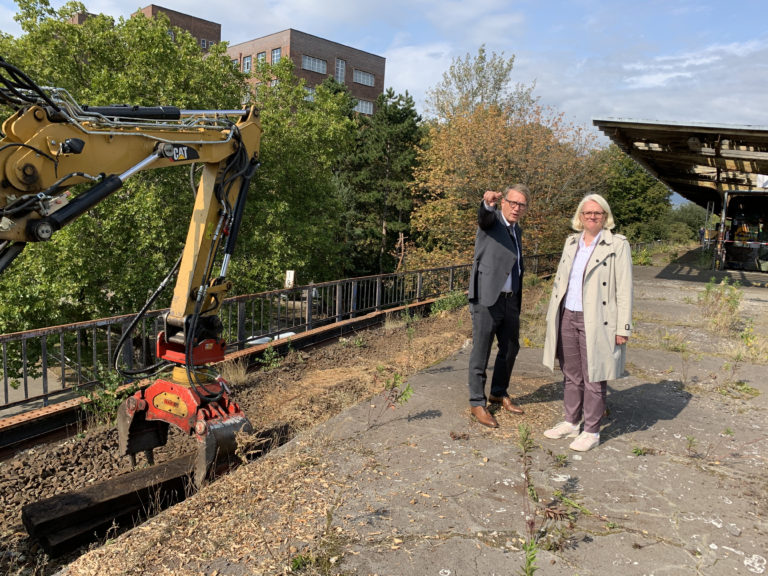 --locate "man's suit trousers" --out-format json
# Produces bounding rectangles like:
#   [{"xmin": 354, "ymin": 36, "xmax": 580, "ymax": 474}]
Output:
[{"xmin": 468, "ymin": 292, "xmax": 521, "ymax": 406}]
